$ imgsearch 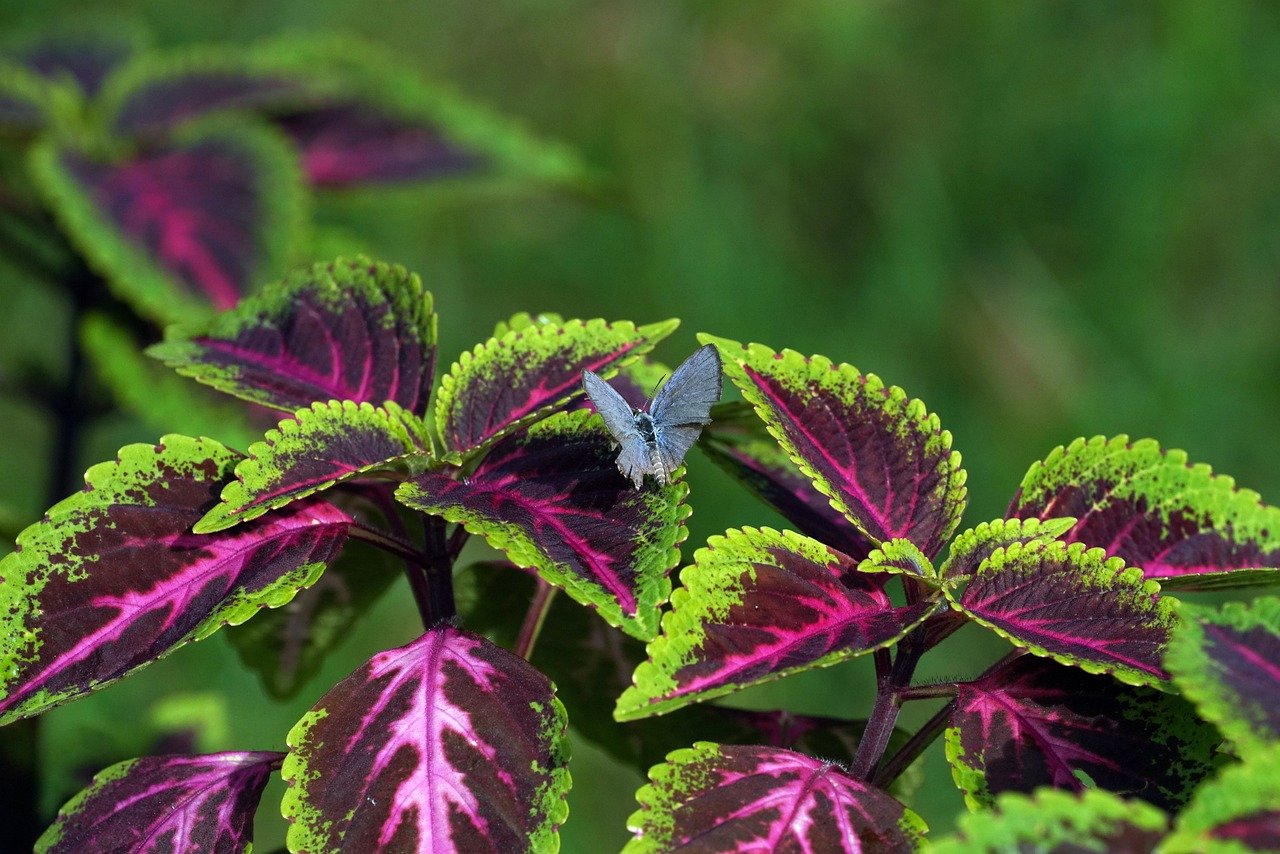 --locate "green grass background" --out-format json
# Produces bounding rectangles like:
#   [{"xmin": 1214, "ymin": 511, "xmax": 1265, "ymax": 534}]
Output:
[{"xmin": 3, "ymin": 1, "xmax": 1279, "ymax": 849}]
